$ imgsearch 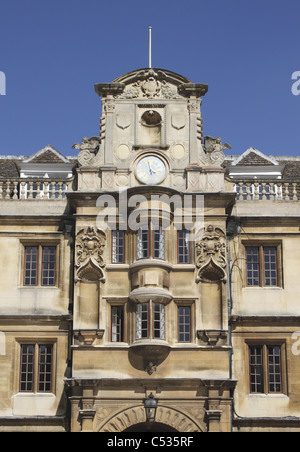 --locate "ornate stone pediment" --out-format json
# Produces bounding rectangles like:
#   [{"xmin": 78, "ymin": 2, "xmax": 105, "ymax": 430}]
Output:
[
  {"xmin": 111, "ymin": 68, "xmax": 195, "ymax": 101},
  {"xmin": 115, "ymin": 71, "xmax": 181, "ymax": 100},
  {"xmin": 195, "ymin": 225, "xmax": 226, "ymax": 282},
  {"xmin": 75, "ymin": 227, "xmax": 106, "ymax": 282}
]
